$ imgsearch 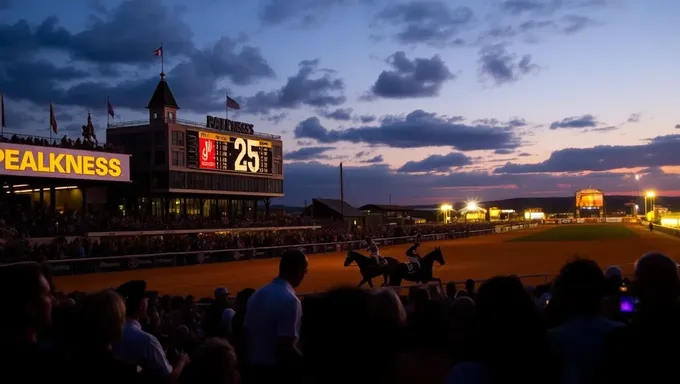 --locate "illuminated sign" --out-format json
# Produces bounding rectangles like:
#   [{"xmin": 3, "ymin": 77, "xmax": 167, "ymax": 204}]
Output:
[
  {"xmin": 206, "ymin": 115, "xmax": 254, "ymax": 135},
  {"xmin": 576, "ymin": 190, "xmax": 604, "ymax": 208},
  {"xmin": 0, "ymin": 143, "xmax": 130, "ymax": 182},
  {"xmin": 186, "ymin": 130, "xmax": 272, "ymax": 174}
]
